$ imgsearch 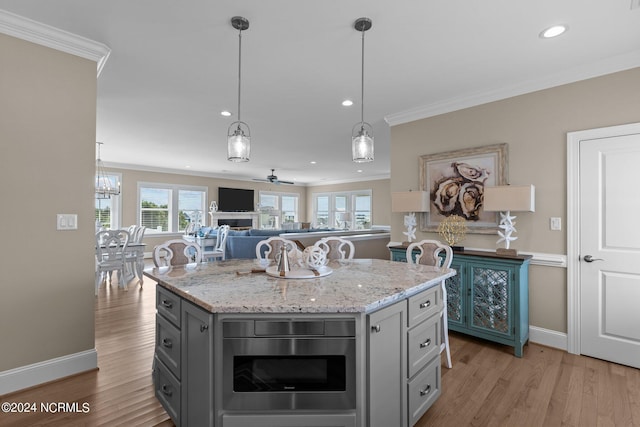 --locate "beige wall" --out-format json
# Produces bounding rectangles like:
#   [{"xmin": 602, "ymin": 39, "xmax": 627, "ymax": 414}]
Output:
[
  {"xmin": 391, "ymin": 67, "xmax": 640, "ymax": 333},
  {"xmin": 0, "ymin": 34, "xmax": 97, "ymax": 371}
]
